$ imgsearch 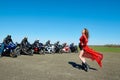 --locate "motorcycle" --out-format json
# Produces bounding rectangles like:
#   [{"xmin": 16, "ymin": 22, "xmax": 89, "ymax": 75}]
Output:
[
  {"xmin": 60, "ymin": 45, "xmax": 71, "ymax": 53},
  {"xmin": 70, "ymin": 44, "xmax": 78, "ymax": 53},
  {"xmin": 44, "ymin": 44, "xmax": 55, "ymax": 54},
  {"xmin": 2, "ymin": 42, "xmax": 17, "ymax": 58},
  {"xmin": 54, "ymin": 44, "xmax": 63, "ymax": 53},
  {"xmin": 33, "ymin": 43, "xmax": 45, "ymax": 55},
  {"xmin": 20, "ymin": 42, "xmax": 33, "ymax": 56}
]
